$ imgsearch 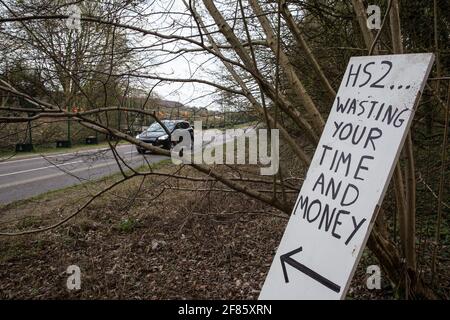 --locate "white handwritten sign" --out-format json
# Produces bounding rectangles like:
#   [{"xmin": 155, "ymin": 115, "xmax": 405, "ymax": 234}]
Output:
[{"xmin": 259, "ymin": 53, "xmax": 434, "ymax": 300}]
